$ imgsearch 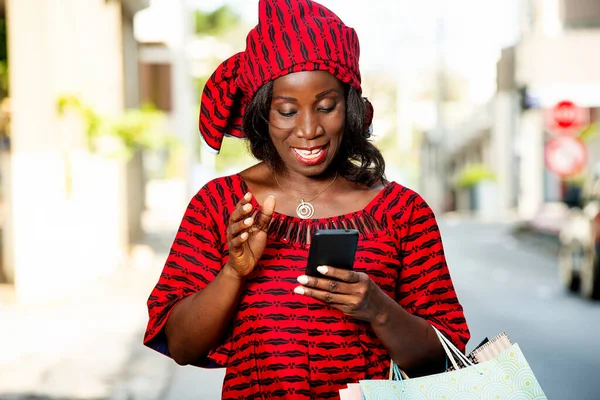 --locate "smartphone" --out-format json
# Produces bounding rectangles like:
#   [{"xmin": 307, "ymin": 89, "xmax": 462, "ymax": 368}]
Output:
[{"xmin": 305, "ymin": 229, "xmax": 359, "ymax": 277}]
